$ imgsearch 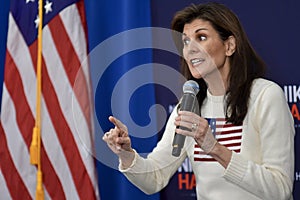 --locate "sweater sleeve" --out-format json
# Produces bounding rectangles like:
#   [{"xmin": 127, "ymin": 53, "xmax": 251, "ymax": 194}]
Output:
[
  {"xmin": 223, "ymin": 82, "xmax": 295, "ymax": 200},
  {"xmin": 119, "ymin": 107, "xmax": 187, "ymax": 194}
]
